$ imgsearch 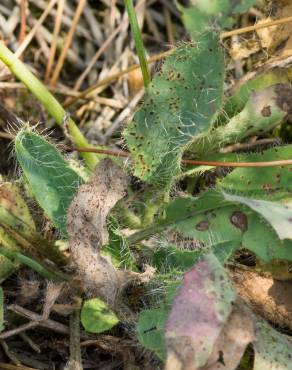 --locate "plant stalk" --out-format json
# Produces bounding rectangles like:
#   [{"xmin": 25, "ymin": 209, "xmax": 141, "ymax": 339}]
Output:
[
  {"xmin": 124, "ymin": 0, "xmax": 150, "ymax": 87},
  {"xmin": 0, "ymin": 42, "xmax": 97, "ymax": 169}
]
